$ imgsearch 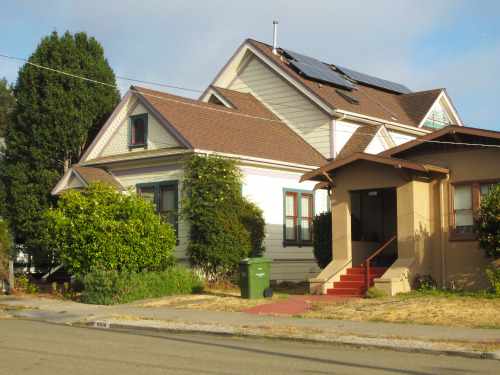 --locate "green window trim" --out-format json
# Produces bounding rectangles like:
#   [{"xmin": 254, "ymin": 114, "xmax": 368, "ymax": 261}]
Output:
[
  {"xmin": 283, "ymin": 188, "xmax": 315, "ymax": 247},
  {"xmin": 129, "ymin": 113, "xmax": 148, "ymax": 150},
  {"xmin": 137, "ymin": 180, "xmax": 179, "ymax": 235}
]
